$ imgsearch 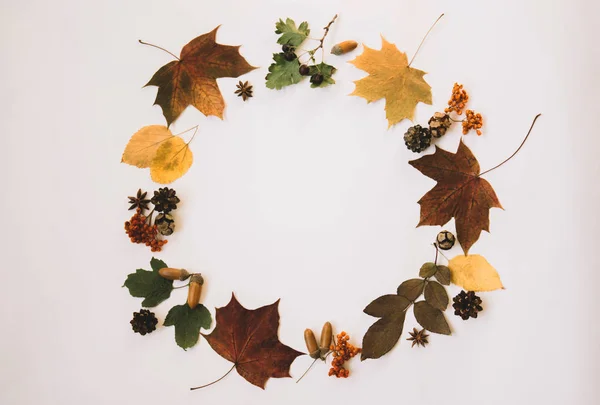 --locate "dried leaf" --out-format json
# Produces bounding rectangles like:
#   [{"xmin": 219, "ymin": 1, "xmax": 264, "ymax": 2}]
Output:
[
  {"xmin": 202, "ymin": 294, "xmax": 303, "ymax": 389},
  {"xmin": 349, "ymin": 36, "xmax": 432, "ymax": 128},
  {"xmin": 361, "ymin": 311, "xmax": 406, "ymax": 360},
  {"xmin": 424, "ymin": 281, "xmax": 449, "ymax": 311},
  {"xmin": 409, "ymin": 140, "xmax": 503, "ymax": 254},
  {"xmin": 275, "ymin": 18, "xmax": 310, "ymax": 46},
  {"xmin": 449, "ymin": 254, "xmax": 504, "ymax": 292},
  {"xmin": 145, "ymin": 27, "xmax": 256, "ymax": 126},
  {"xmin": 164, "ymin": 304, "xmax": 212, "ymax": 350},
  {"xmin": 397, "ymin": 279, "xmax": 425, "ymax": 301},
  {"xmin": 363, "ymin": 294, "xmax": 410, "ymax": 318},
  {"xmin": 434, "ymin": 265, "xmax": 451, "ymax": 286},
  {"xmin": 413, "ymin": 301, "xmax": 451, "ymax": 335},
  {"xmin": 123, "ymin": 258, "xmax": 173, "ymax": 307},
  {"xmin": 419, "ymin": 262, "xmax": 438, "ymax": 278},
  {"xmin": 149, "ymin": 136, "xmax": 193, "ymax": 184},
  {"xmin": 121, "ymin": 125, "xmax": 173, "ymax": 168}
]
